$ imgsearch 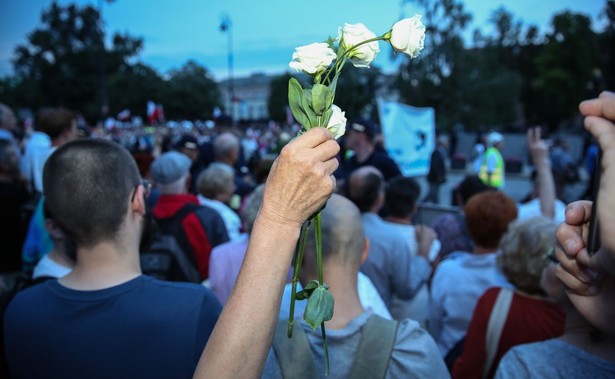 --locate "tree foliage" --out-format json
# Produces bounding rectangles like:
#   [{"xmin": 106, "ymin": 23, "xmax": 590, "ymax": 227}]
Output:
[
  {"xmin": 267, "ymin": 73, "xmax": 294, "ymax": 123},
  {"xmin": 398, "ymin": 0, "xmax": 610, "ymax": 132},
  {"xmin": 0, "ymin": 2, "xmax": 221, "ymax": 122},
  {"xmin": 161, "ymin": 60, "xmax": 221, "ymax": 120}
]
